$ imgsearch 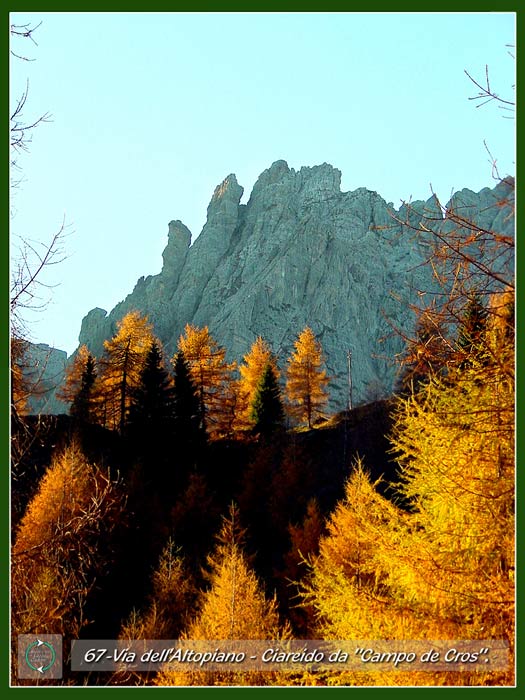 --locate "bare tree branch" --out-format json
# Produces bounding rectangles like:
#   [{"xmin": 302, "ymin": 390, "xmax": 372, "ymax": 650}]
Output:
[
  {"xmin": 464, "ymin": 63, "xmax": 515, "ymax": 111},
  {"xmin": 10, "ymin": 21, "xmax": 42, "ymax": 61},
  {"xmin": 10, "ymin": 222, "xmax": 70, "ymax": 326},
  {"xmin": 10, "ymin": 80, "xmax": 53, "ymax": 167}
]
